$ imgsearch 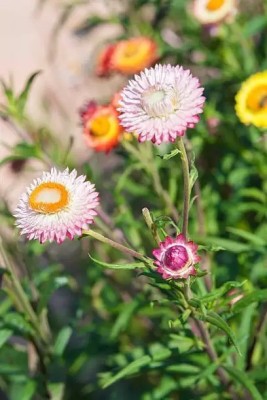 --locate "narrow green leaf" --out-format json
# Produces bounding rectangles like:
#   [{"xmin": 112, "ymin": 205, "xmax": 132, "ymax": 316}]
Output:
[
  {"xmin": 20, "ymin": 380, "xmax": 37, "ymax": 400},
  {"xmin": 193, "ymin": 236, "xmax": 251, "ymax": 253},
  {"xmin": 227, "ymin": 227, "xmax": 266, "ymax": 247},
  {"xmin": 18, "ymin": 71, "xmax": 41, "ymax": 113},
  {"xmin": 48, "ymin": 382, "xmax": 65, "ymax": 400},
  {"xmin": 101, "ymin": 355, "xmax": 151, "ymax": 388},
  {"xmin": 158, "ymin": 148, "xmax": 180, "ymax": 160},
  {"xmin": 224, "ymin": 366, "xmax": 263, "ymax": 400},
  {"xmin": 233, "ymin": 289, "xmax": 267, "ymax": 312},
  {"xmin": 197, "ymin": 281, "xmax": 245, "ymax": 304},
  {"xmin": 244, "ymin": 15, "xmax": 267, "ymax": 37},
  {"xmin": 53, "ymin": 326, "xmax": 72, "ymax": 357},
  {"xmin": 202, "ymin": 311, "xmax": 241, "ymax": 355},
  {"xmin": 0, "ymin": 329, "xmax": 12, "ymax": 348},
  {"xmin": 189, "ymin": 157, "xmax": 198, "ymax": 192},
  {"xmin": 89, "ymin": 255, "xmax": 146, "ymax": 270},
  {"xmin": 110, "ymin": 299, "xmax": 139, "ymax": 339}
]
